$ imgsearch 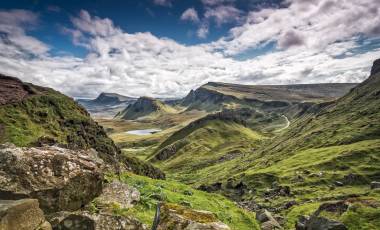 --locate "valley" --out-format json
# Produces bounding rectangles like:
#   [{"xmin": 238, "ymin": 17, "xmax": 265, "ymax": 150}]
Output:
[{"xmin": 0, "ymin": 60, "xmax": 379, "ymax": 230}]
